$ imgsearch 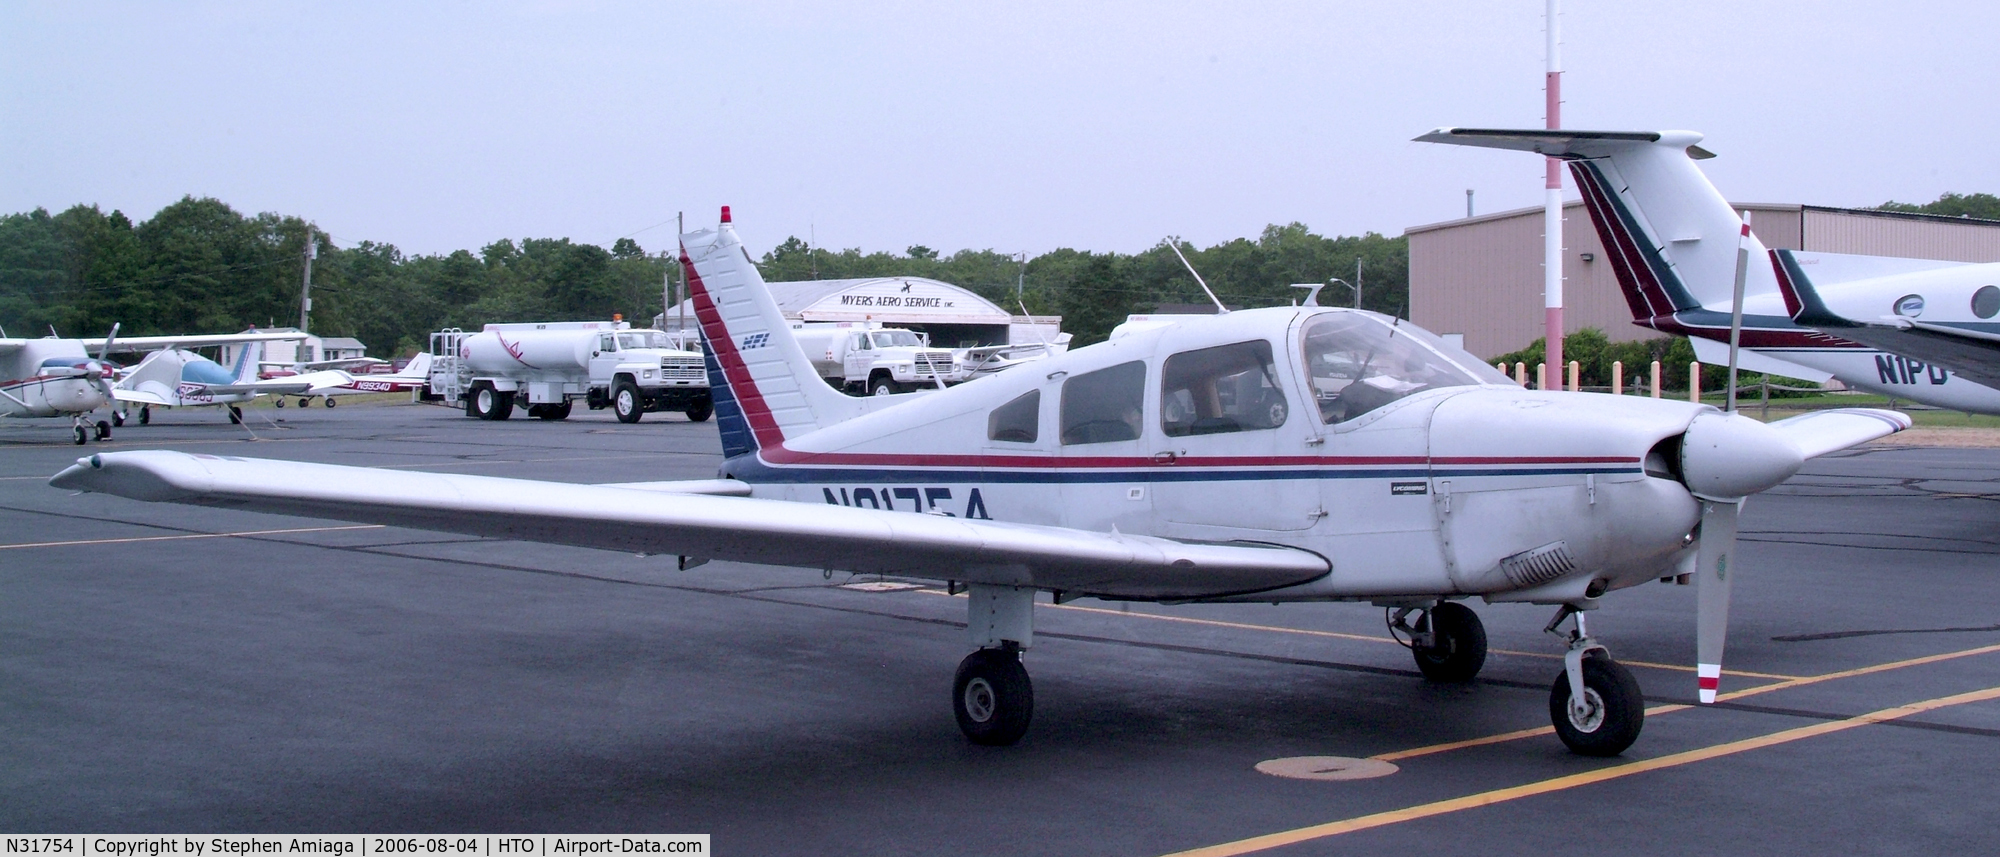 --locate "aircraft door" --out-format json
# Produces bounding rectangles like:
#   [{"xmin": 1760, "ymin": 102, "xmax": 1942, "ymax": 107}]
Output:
[
  {"xmin": 1150, "ymin": 337, "xmax": 1320, "ymax": 532},
  {"xmin": 1051, "ymin": 360, "xmax": 1155, "ymax": 533},
  {"xmin": 843, "ymin": 333, "xmax": 873, "ymax": 385}
]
